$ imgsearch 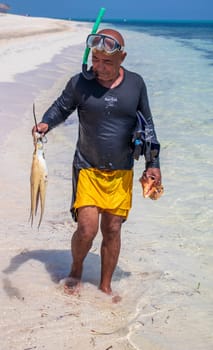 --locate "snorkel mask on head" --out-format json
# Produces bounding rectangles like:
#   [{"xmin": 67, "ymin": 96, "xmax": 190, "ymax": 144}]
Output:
[
  {"xmin": 82, "ymin": 7, "xmax": 106, "ymax": 80},
  {"xmin": 86, "ymin": 34, "xmax": 124, "ymax": 54}
]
